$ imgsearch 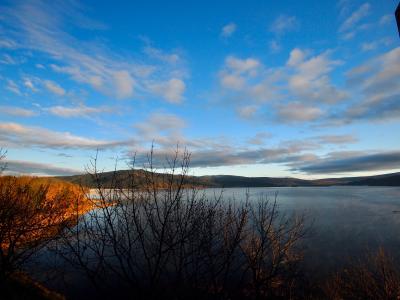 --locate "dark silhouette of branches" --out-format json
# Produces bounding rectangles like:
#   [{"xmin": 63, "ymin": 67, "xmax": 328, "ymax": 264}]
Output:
[
  {"xmin": 0, "ymin": 148, "xmax": 6, "ymax": 173},
  {"xmin": 57, "ymin": 147, "xmax": 308, "ymax": 299},
  {"xmin": 324, "ymin": 248, "xmax": 400, "ymax": 300}
]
